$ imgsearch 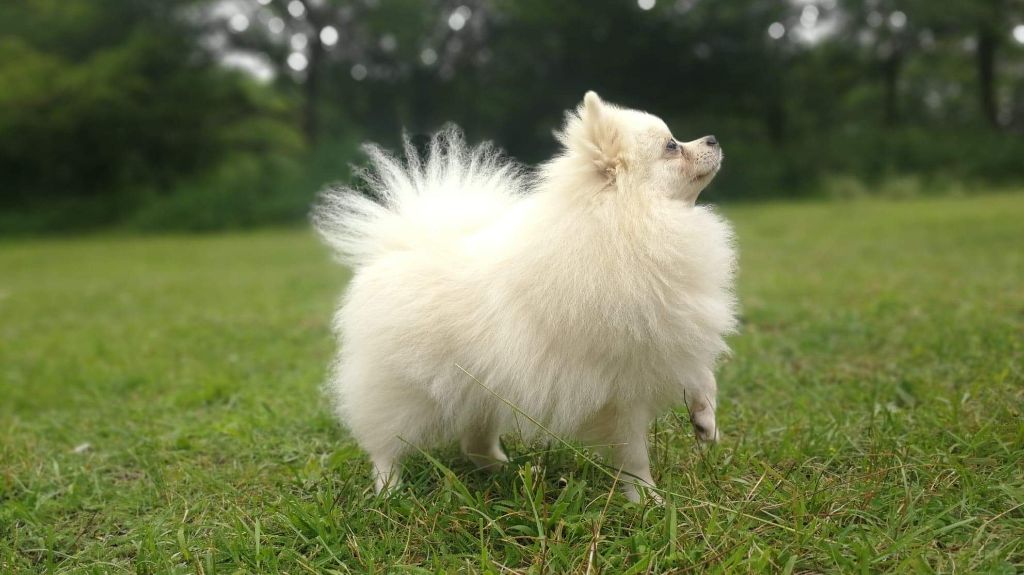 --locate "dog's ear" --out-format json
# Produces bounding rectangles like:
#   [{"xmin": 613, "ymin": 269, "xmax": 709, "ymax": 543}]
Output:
[
  {"xmin": 579, "ymin": 91, "xmax": 623, "ymax": 179},
  {"xmin": 581, "ymin": 91, "xmax": 605, "ymax": 125},
  {"xmin": 557, "ymin": 91, "xmax": 623, "ymax": 181}
]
